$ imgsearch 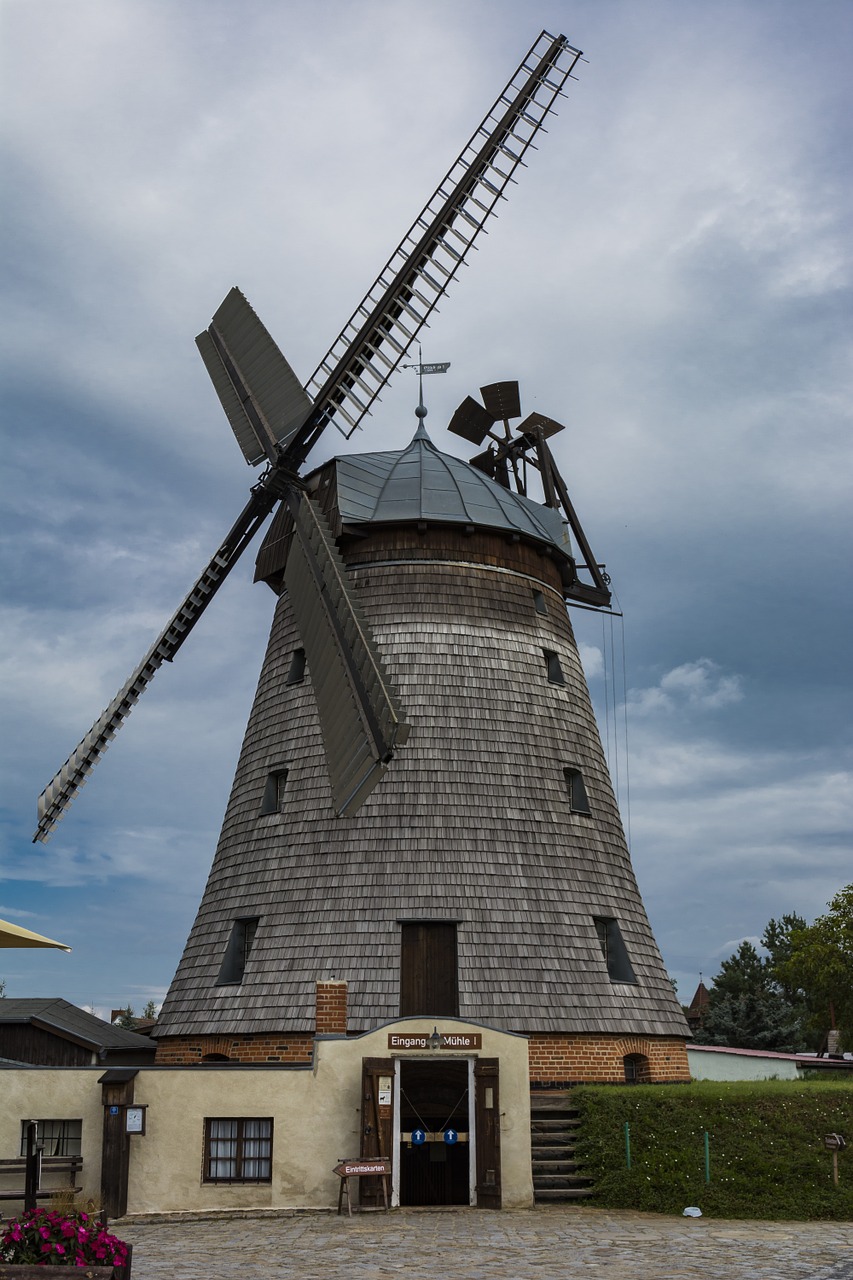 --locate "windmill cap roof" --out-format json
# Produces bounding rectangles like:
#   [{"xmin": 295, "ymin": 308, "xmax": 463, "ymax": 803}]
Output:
[{"xmin": 328, "ymin": 426, "xmax": 573, "ymax": 559}]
